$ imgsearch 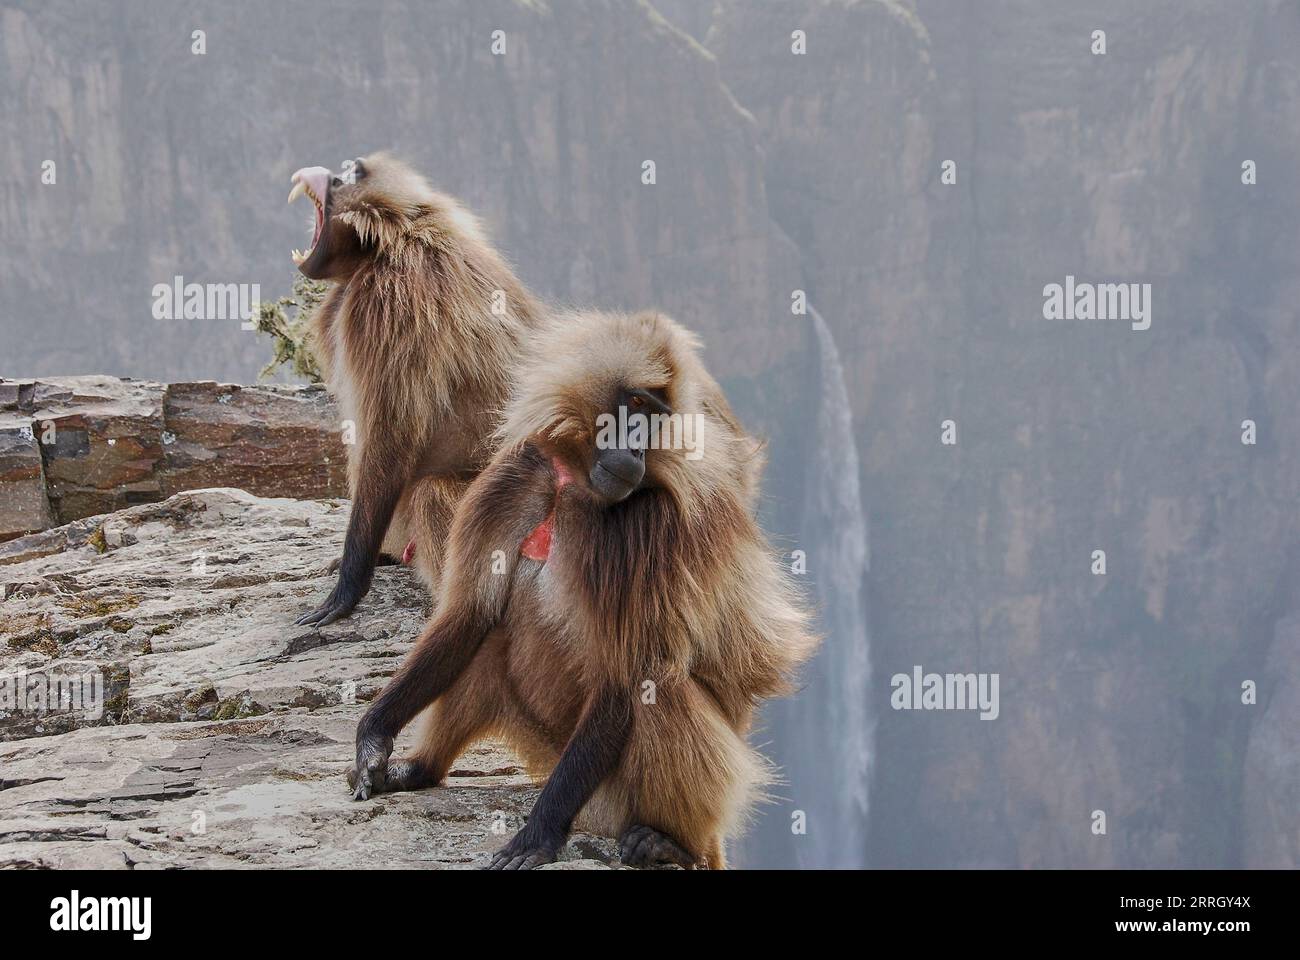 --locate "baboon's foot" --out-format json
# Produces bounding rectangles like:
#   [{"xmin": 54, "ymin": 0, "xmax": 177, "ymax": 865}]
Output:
[
  {"xmin": 346, "ymin": 756, "xmax": 434, "ymax": 796},
  {"xmin": 618, "ymin": 824, "xmax": 697, "ymax": 868}
]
